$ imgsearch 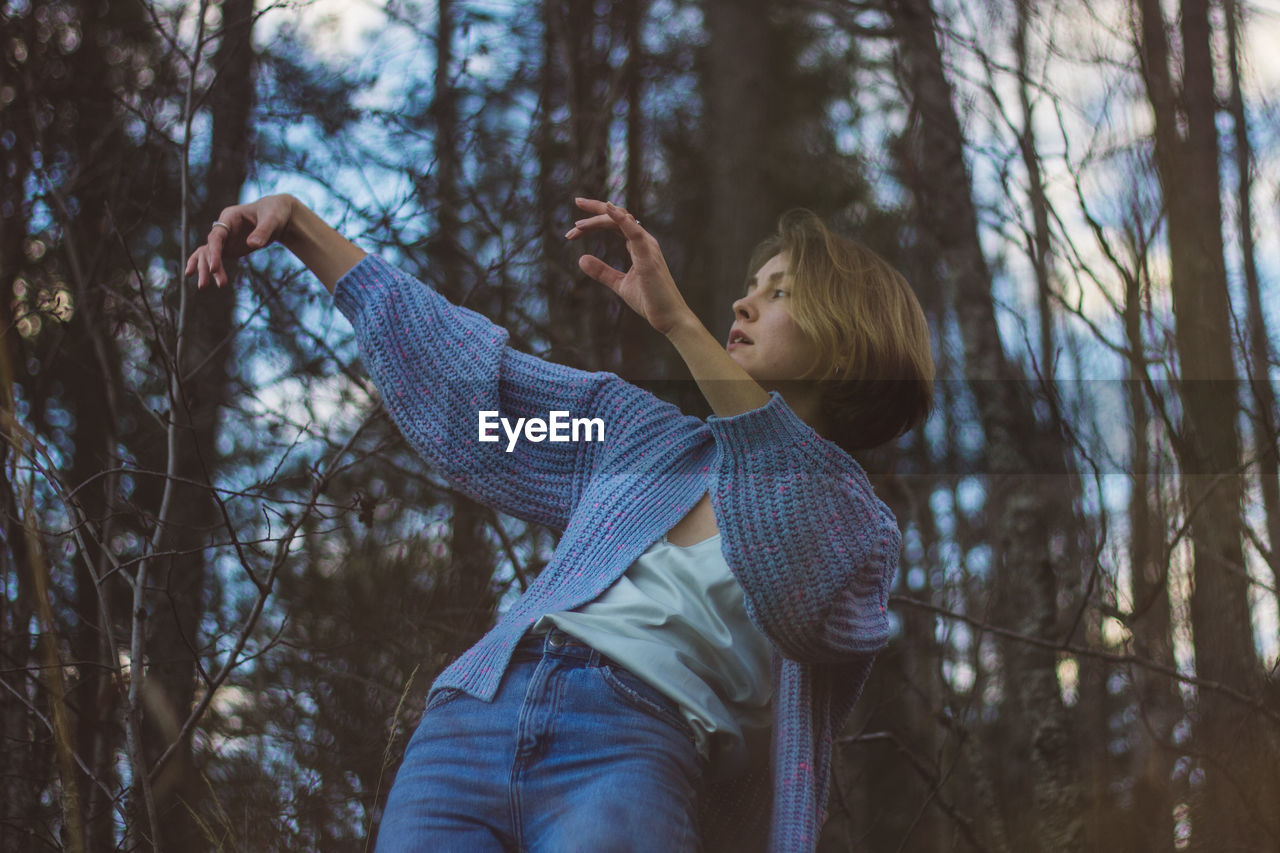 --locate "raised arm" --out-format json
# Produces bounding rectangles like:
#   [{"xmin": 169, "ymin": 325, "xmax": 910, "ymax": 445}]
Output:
[
  {"xmin": 567, "ymin": 198, "xmax": 772, "ymax": 419},
  {"xmin": 331, "ymin": 254, "xmax": 623, "ymax": 529},
  {"xmin": 186, "ymin": 195, "xmax": 624, "ymax": 530}
]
